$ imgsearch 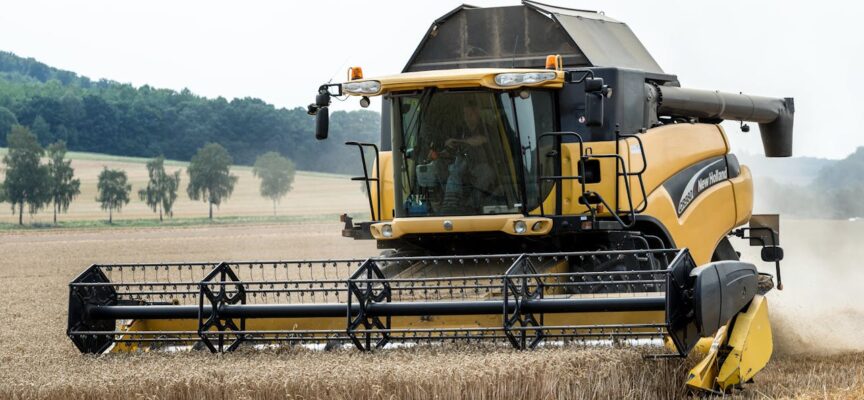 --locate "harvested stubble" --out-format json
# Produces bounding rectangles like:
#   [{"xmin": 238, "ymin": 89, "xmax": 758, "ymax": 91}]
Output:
[{"xmin": 1, "ymin": 222, "xmax": 864, "ymax": 399}]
